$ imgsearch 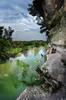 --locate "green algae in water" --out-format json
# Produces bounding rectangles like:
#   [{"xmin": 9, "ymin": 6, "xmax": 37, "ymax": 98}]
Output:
[
  {"xmin": 0, "ymin": 47, "xmax": 46, "ymax": 100},
  {"xmin": 0, "ymin": 62, "xmax": 27, "ymax": 100},
  {"xmin": 0, "ymin": 61, "xmax": 38, "ymax": 100}
]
